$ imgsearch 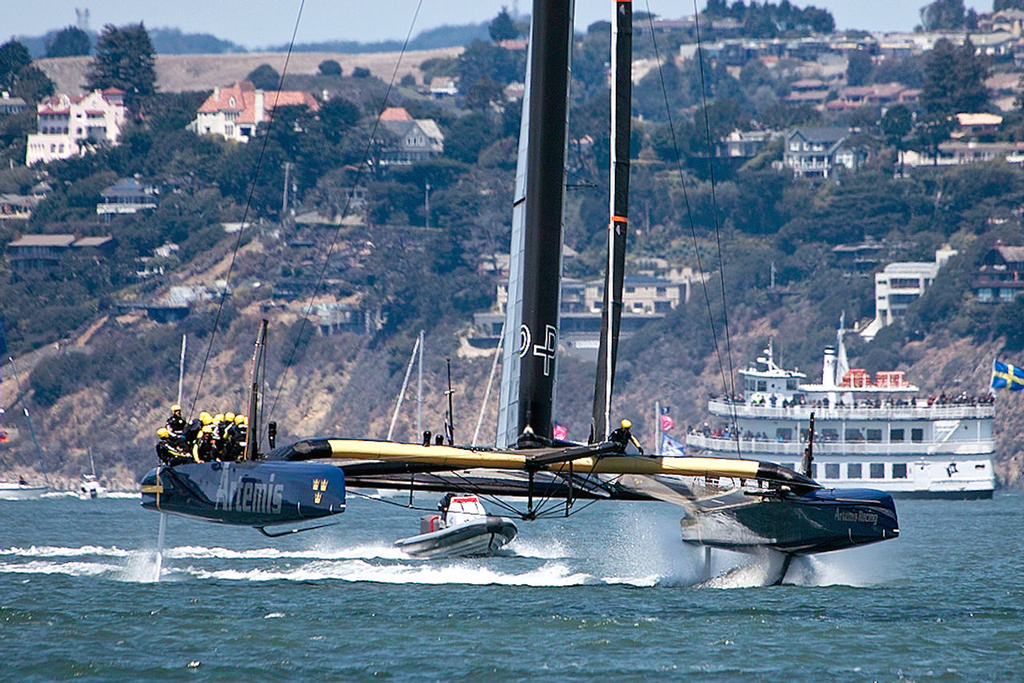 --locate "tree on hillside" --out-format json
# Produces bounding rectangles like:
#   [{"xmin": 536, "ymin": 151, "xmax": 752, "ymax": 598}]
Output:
[
  {"xmin": 0, "ymin": 40, "xmax": 54, "ymax": 102},
  {"xmin": 246, "ymin": 64, "xmax": 281, "ymax": 90},
  {"xmin": 489, "ymin": 7, "xmax": 518, "ymax": 42},
  {"xmin": 318, "ymin": 59, "xmax": 342, "ymax": 76},
  {"xmin": 0, "ymin": 41, "xmax": 32, "ymax": 85},
  {"xmin": 882, "ymin": 104, "xmax": 913, "ymax": 176},
  {"xmin": 87, "ymin": 23, "xmax": 157, "ymax": 109},
  {"xmin": 846, "ymin": 49, "xmax": 872, "ymax": 87},
  {"xmin": 921, "ymin": 37, "xmax": 989, "ymax": 115},
  {"xmin": 46, "ymin": 26, "xmax": 91, "ymax": 57},
  {"xmin": 319, "ymin": 97, "xmax": 360, "ymax": 143},
  {"xmin": 920, "ymin": 0, "xmax": 966, "ymax": 31}
]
